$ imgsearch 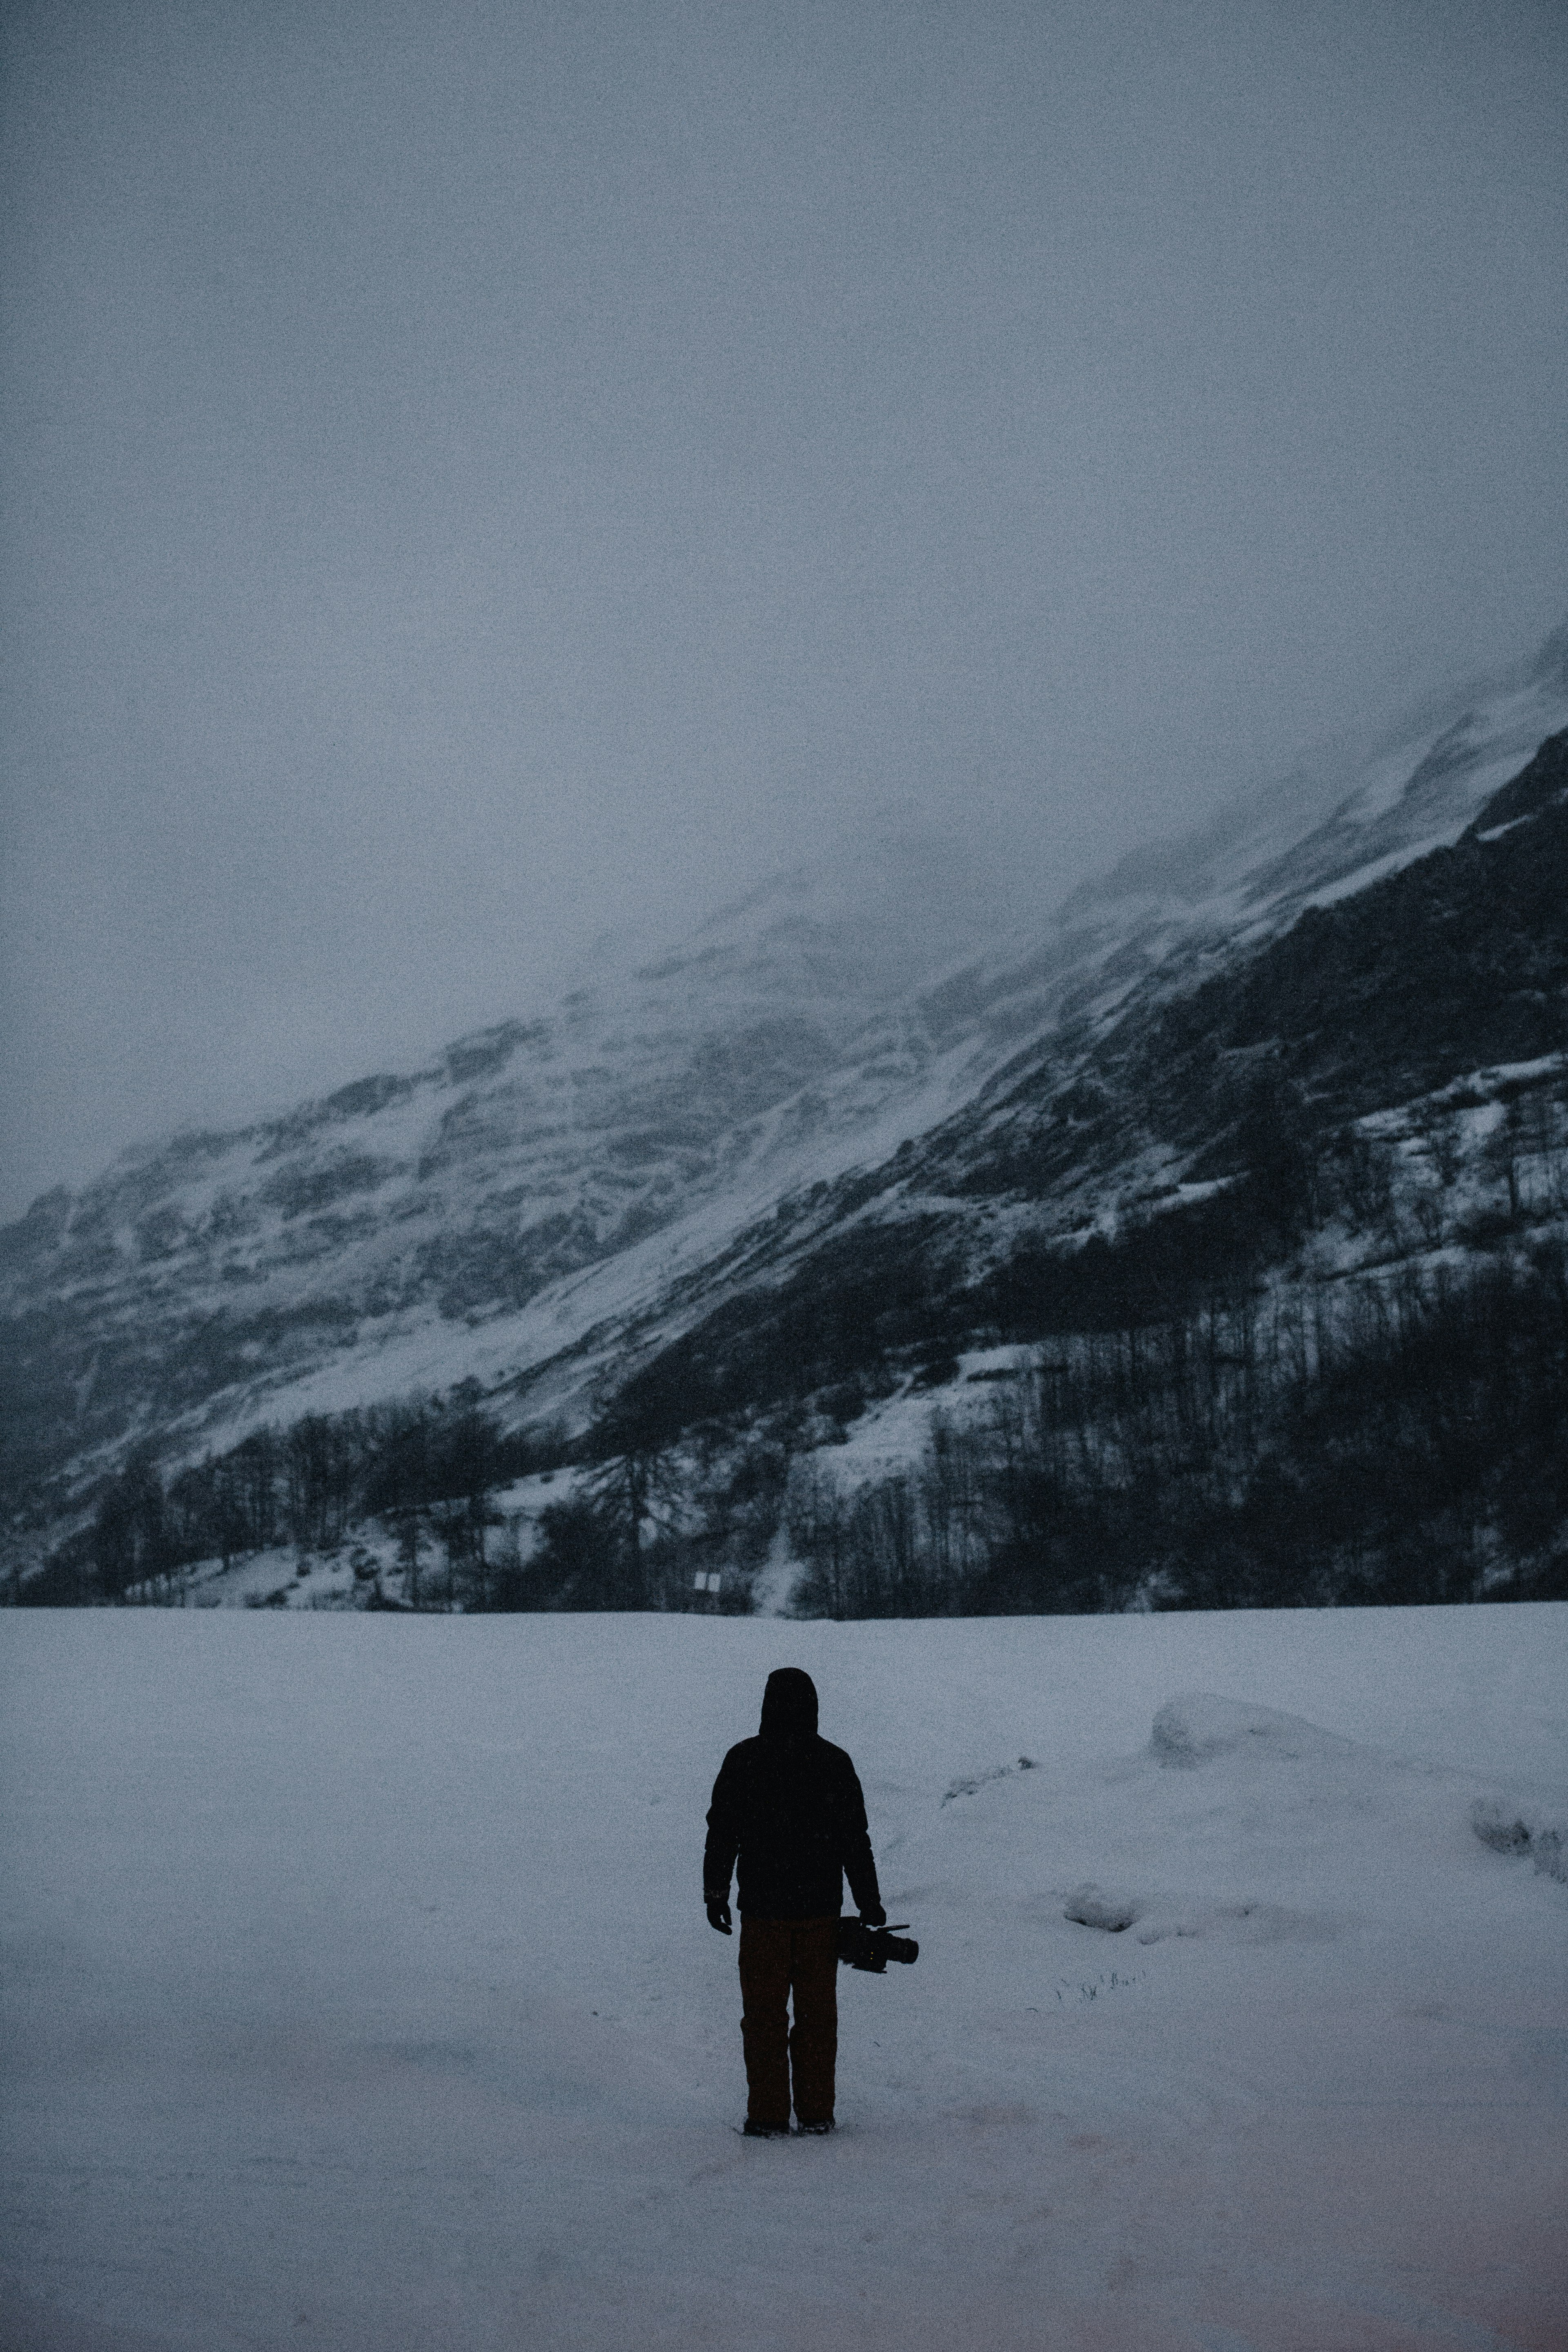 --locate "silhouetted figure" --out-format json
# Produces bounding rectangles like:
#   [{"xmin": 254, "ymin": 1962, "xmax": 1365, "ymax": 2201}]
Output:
[{"xmin": 703, "ymin": 1668, "xmax": 884, "ymax": 2136}]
